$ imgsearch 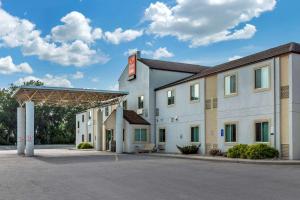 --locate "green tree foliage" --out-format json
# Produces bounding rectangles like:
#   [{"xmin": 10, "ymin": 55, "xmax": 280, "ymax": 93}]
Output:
[{"xmin": 0, "ymin": 81, "xmax": 84, "ymax": 145}]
